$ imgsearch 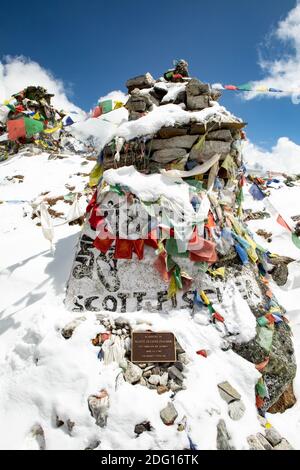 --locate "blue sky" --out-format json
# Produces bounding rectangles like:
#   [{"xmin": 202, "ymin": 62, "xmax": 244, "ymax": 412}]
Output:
[{"xmin": 1, "ymin": 0, "xmax": 300, "ymax": 149}]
